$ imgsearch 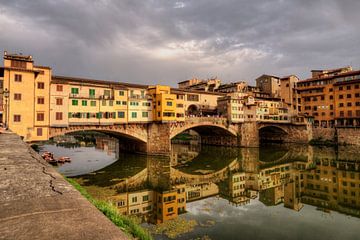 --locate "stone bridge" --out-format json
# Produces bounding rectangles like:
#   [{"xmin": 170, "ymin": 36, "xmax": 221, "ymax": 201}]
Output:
[{"xmin": 49, "ymin": 117, "xmax": 312, "ymax": 155}]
